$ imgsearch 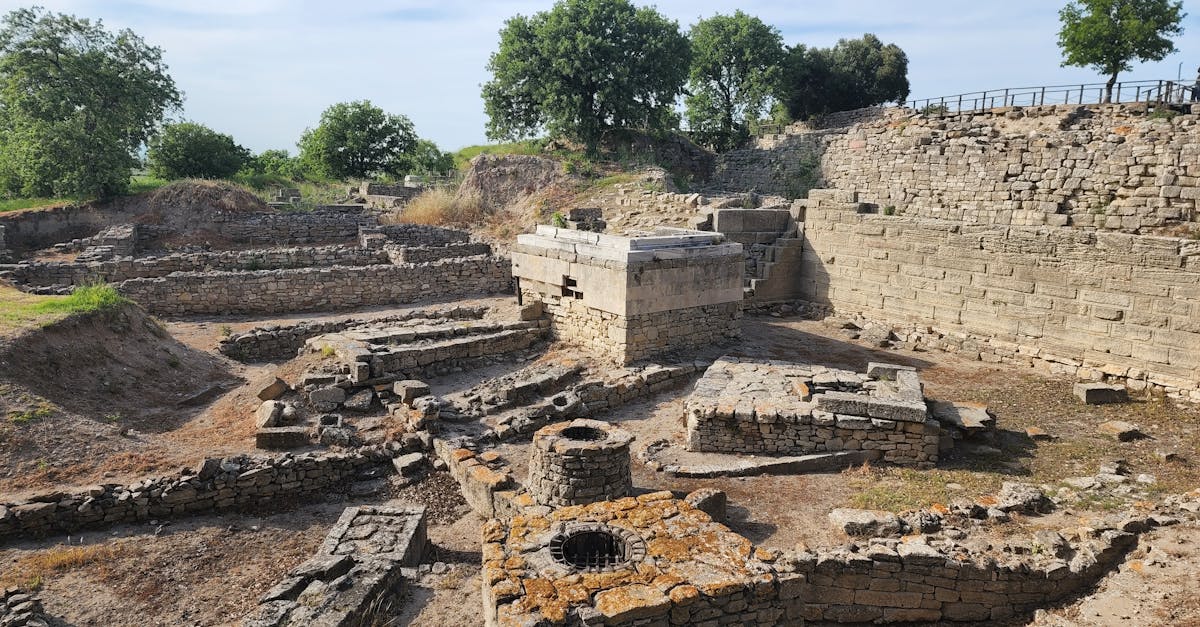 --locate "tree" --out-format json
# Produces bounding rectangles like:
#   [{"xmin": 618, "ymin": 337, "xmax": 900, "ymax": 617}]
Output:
[
  {"xmin": 244, "ymin": 149, "xmax": 306, "ymax": 179},
  {"xmin": 482, "ymin": 0, "xmax": 691, "ymax": 152},
  {"xmin": 147, "ymin": 122, "xmax": 249, "ymax": 180},
  {"xmin": 402, "ymin": 139, "xmax": 454, "ymax": 175},
  {"xmin": 0, "ymin": 7, "xmax": 181, "ymax": 198},
  {"xmin": 1058, "ymin": 0, "xmax": 1186, "ymax": 102},
  {"xmin": 777, "ymin": 34, "xmax": 909, "ymax": 121},
  {"xmin": 298, "ymin": 101, "xmax": 417, "ymax": 179},
  {"xmin": 685, "ymin": 11, "xmax": 784, "ymax": 152}
]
